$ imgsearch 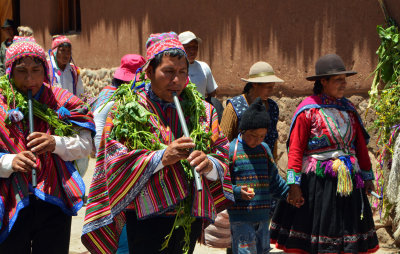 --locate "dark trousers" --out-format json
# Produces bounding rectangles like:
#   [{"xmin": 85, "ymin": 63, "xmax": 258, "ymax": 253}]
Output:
[
  {"xmin": 125, "ymin": 210, "xmax": 202, "ymax": 254},
  {"xmin": 0, "ymin": 195, "xmax": 72, "ymax": 254}
]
